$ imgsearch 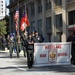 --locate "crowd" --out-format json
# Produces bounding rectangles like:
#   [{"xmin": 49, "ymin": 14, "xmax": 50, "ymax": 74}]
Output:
[{"xmin": 1, "ymin": 30, "xmax": 44, "ymax": 57}]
